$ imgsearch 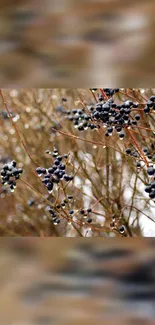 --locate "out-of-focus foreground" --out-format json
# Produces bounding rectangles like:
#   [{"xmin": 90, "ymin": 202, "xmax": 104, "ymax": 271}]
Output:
[
  {"xmin": 0, "ymin": 0, "xmax": 155, "ymax": 86},
  {"xmin": 0, "ymin": 238, "xmax": 154, "ymax": 325},
  {"xmin": 0, "ymin": 88, "xmax": 155, "ymax": 237}
]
